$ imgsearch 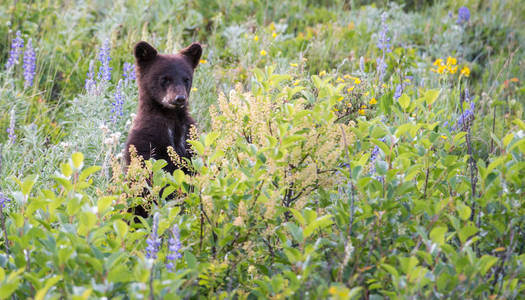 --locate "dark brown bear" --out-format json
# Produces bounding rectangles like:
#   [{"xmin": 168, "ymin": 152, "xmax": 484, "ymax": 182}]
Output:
[{"xmin": 124, "ymin": 41, "xmax": 202, "ymax": 175}]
